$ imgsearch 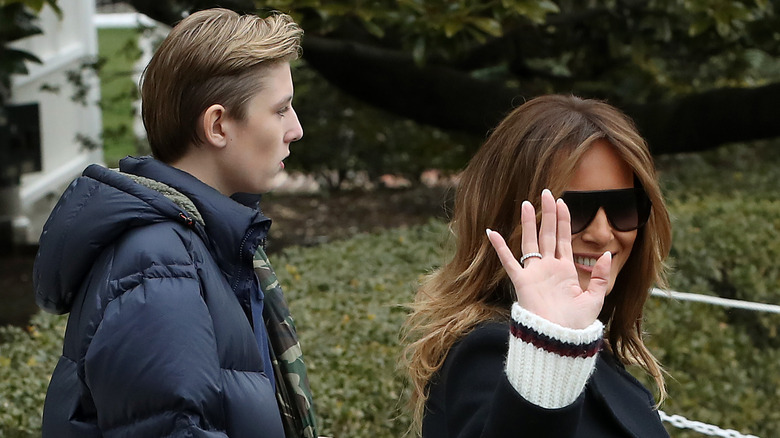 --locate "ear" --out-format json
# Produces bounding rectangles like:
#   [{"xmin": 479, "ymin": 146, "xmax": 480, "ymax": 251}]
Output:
[{"xmin": 200, "ymin": 104, "xmax": 229, "ymax": 148}]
